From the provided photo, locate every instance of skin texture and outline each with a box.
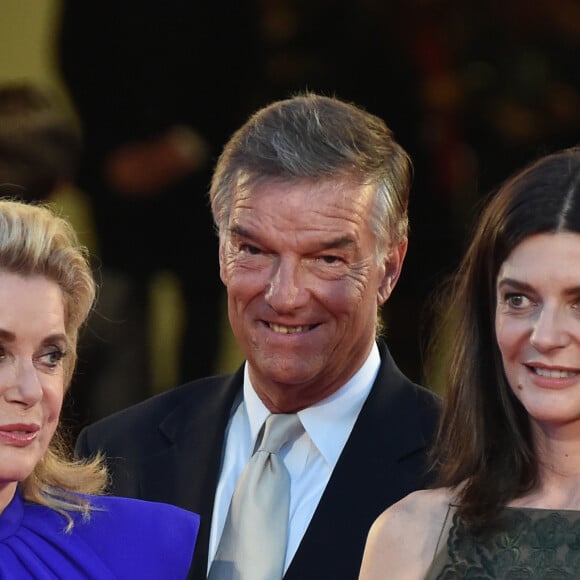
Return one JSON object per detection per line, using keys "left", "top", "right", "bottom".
{"left": 496, "top": 232, "right": 580, "bottom": 429}
{"left": 358, "top": 487, "right": 453, "bottom": 580}
{"left": 0, "top": 273, "right": 67, "bottom": 513}
{"left": 220, "top": 178, "right": 407, "bottom": 412}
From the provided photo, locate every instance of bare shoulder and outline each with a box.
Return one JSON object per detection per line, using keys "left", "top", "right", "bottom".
{"left": 369, "top": 488, "right": 453, "bottom": 549}
{"left": 359, "top": 488, "right": 454, "bottom": 580}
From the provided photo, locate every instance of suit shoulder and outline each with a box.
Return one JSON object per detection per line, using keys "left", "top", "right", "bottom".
{"left": 75, "top": 372, "right": 237, "bottom": 458}
{"left": 85, "top": 373, "right": 232, "bottom": 429}
{"left": 375, "top": 340, "right": 441, "bottom": 409}
{"left": 396, "top": 377, "right": 442, "bottom": 428}
{"left": 411, "top": 380, "right": 442, "bottom": 405}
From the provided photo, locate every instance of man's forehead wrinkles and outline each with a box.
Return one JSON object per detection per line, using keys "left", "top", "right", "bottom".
{"left": 228, "top": 219, "right": 358, "bottom": 254}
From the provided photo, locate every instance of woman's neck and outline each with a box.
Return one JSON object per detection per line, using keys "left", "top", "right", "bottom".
{"left": 513, "top": 420, "right": 580, "bottom": 510}
{"left": 0, "top": 481, "right": 18, "bottom": 515}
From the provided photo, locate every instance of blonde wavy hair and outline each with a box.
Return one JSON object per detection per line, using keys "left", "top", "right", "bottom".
{"left": 0, "top": 199, "right": 107, "bottom": 528}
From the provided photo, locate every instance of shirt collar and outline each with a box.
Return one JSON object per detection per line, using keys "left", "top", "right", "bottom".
{"left": 243, "top": 342, "right": 380, "bottom": 467}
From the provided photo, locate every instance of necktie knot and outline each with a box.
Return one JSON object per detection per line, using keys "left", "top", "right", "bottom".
{"left": 257, "top": 413, "right": 302, "bottom": 455}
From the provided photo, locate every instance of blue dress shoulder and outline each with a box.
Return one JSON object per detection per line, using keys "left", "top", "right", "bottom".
{"left": 0, "top": 489, "right": 199, "bottom": 579}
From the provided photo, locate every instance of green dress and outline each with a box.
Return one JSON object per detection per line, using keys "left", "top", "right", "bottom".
{"left": 426, "top": 506, "right": 580, "bottom": 579}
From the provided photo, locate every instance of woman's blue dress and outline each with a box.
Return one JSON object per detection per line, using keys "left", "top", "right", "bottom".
{"left": 0, "top": 489, "right": 199, "bottom": 579}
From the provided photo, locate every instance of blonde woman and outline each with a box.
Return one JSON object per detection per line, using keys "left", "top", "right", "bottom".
{"left": 0, "top": 199, "right": 199, "bottom": 578}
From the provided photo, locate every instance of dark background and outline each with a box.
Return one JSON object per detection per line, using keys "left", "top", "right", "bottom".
{"left": 4, "top": 0, "right": 579, "bottom": 409}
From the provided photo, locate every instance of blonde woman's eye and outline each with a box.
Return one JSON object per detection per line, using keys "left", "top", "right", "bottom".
{"left": 37, "top": 348, "right": 67, "bottom": 369}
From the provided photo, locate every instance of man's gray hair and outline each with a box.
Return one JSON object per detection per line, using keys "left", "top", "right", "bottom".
{"left": 210, "top": 92, "right": 412, "bottom": 254}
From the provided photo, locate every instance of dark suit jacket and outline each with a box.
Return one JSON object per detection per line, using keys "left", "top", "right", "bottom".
{"left": 75, "top": 340, "right": 440, "bottom": 579}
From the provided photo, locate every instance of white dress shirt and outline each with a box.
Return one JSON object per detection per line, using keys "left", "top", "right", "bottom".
{"left": 208, "top": 342, "right": 381, "bottom": 574}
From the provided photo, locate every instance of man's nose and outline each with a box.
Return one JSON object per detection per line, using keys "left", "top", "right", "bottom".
{"left": 265, "top": 257, "right": 309, "bottom": 312}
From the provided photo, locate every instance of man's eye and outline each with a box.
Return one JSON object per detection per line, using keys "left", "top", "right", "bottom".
{"left": 320, "top": 255, "right": 341, "bottom": 264}
{"left": 240, "top": 244, "right": 262, "bottom": 255}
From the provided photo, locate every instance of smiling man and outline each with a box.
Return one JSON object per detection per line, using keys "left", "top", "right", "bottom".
{"left": 75, "top": 93, "right": 441, "bottom": 580}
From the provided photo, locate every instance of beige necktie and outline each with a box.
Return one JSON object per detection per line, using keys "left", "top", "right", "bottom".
{"left": 208, "top": 413, "right": 302, "bottom": 580}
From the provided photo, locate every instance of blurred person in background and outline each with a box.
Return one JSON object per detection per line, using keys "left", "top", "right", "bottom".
{"left": 0, "top": 82, "right": 81, "bottom": 202}
{"left": 57, "top": 0, "right": 261, "bottom": 424}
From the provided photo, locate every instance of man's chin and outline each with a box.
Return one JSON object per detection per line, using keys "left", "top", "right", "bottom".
{"left": 252, "top": 357, "right": 319, "bottom": 387}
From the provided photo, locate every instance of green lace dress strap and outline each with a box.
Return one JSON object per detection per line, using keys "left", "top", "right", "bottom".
{"left": 423, "top": 504, "right": 455, "bottom": 580}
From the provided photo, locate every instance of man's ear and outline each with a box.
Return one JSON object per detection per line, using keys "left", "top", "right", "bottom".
{"left": 377, "top": 238, "right": 408, "bottom": 306}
